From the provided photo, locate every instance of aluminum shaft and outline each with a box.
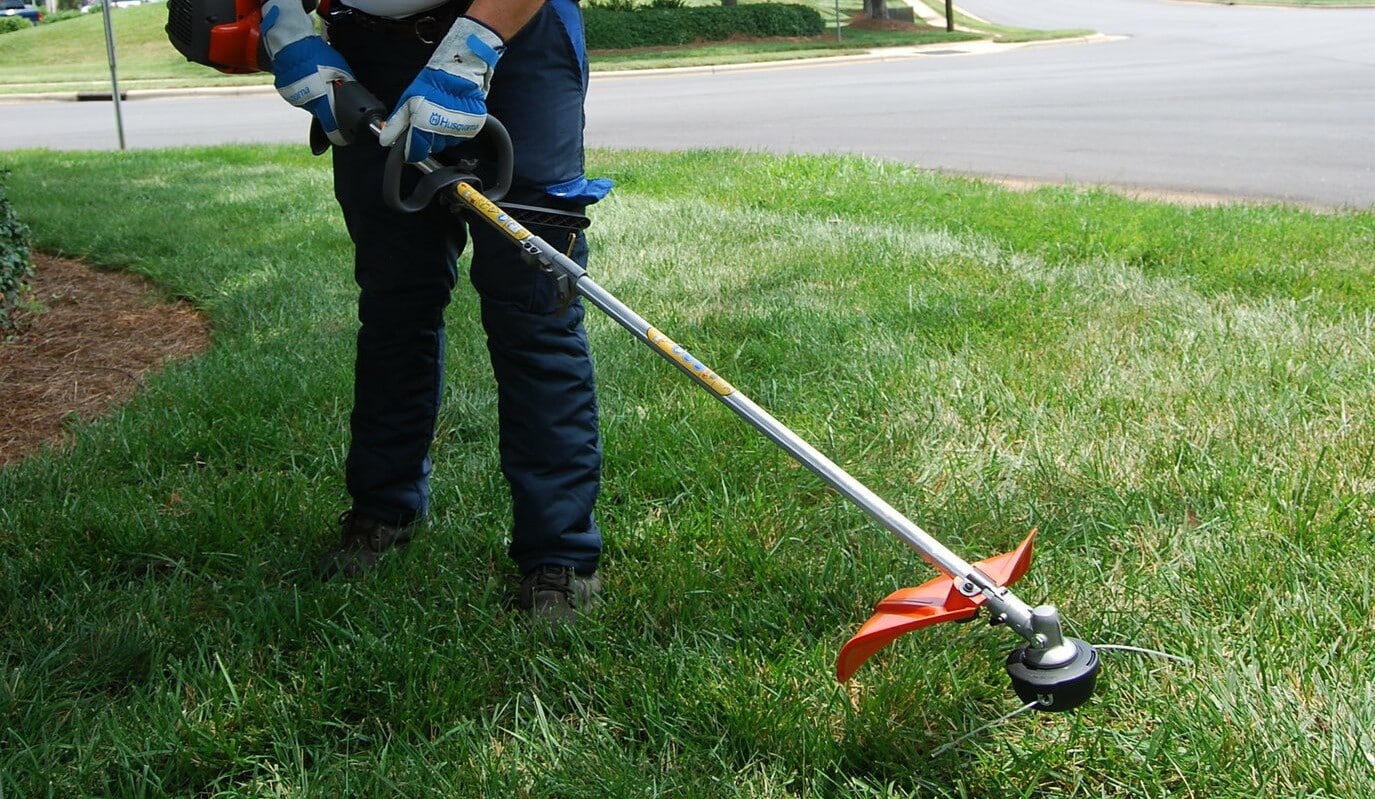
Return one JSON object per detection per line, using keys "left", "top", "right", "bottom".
{"left": 452, "top": 180, "right": 1070, "bottom": 654}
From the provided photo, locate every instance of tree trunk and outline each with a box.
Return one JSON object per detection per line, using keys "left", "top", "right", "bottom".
{"left": 869, "top": 0, "right": 889, "bottom": 21}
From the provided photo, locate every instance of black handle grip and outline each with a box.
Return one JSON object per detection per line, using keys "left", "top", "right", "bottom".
{"left": 330, "top": 81, "right": 514, "bottom": 211}
{"left": 332, "top": 80, "right": 389, "bottom": 141}
{"left": 382, "top": 115, "right": 513, "bottom": 212}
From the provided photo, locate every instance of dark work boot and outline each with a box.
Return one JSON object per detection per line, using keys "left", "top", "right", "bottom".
{"left": 518, "top": 565, "right": 601, "bottom": 624}
{"left": 313, "top": 511, "right": 415, "bottom": 580}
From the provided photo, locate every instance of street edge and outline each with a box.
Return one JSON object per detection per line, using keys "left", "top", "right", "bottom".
{"left": 0, "top": 33, "right": 1118, "bottom": 104}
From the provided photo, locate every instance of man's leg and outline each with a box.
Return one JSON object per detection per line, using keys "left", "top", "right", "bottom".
{"left": 473, "top": 0, "right": 604, "bottom": 593}
{"left": 319, "top": 21, "right": 465, "bottom": 576}
{"left": 337, "top": 144, "right": 460, "bottom": 527}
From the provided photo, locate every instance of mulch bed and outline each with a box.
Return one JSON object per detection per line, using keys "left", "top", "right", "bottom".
{"left": 0, "top": 252, "right": 211, "bottom": 466}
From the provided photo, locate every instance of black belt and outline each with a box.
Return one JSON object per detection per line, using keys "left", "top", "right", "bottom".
{"left": 325, "top": 1, "right": 471, "bottom": 44}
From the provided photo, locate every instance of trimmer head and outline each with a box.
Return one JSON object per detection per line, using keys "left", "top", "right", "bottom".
{"left": 838, "top": 529, "right": 1100, "bottom": 712}
{"left": 836, "top": 530, "right": 1037, "bottom": 682}
{"left": 1006, "top": 636, "right": 1100, "bottom": 712}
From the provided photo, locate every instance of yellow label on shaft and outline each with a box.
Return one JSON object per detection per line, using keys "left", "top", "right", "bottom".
{"left": 456, "top": 182, "right": 530, "bottom": 241}
{"left": 648, "top": 328, "right": 735, "bottom": 396}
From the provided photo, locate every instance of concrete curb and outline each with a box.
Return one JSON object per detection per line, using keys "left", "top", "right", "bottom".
{"left": 1, "top": 83, "right": 279, "bottom": 104}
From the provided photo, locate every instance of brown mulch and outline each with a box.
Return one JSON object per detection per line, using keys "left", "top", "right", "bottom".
{"left": 0, "top": 252, "right": 211, "bottom": 467}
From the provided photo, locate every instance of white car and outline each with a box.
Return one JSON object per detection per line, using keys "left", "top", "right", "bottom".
{"left": 81, "top": 0, "right": 151, "bottom": 12}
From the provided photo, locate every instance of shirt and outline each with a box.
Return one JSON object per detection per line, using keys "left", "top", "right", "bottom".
{"left": 340, "top": 0, "right": 450, "bottom": 20}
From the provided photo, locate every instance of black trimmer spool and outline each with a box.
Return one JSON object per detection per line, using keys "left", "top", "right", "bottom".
{"left": 1005, "top": 637, "right": 1101, "bottom": 712}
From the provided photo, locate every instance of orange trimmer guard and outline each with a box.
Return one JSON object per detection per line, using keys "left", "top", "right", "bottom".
{"left": 836, "top": 530, "right": 1038, "bottom": 682}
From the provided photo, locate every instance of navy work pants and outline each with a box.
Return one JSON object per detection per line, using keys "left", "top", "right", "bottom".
{"left": 326, "top": 0, "right": 603, "bottom": 575}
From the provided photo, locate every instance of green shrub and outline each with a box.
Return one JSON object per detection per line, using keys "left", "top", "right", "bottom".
{"left": 41, "top": 10, "right": 85, "bottom": 23}
{"left": 0, "top": 170, "right": 34, "bottom": 333}
{"left": 0, "top": 17, "right": 31, "bottom": 34}
{"left": 584, "top": 3, "right": 825, "bottom": 50}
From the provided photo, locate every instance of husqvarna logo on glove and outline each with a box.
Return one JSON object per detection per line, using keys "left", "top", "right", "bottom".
{"left": 428, "top": 112, "right": 480, "bottom": 135}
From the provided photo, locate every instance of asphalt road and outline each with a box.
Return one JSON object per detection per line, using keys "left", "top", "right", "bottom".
{"left": 4, "top": 0, "right": 1373, "bottom": 208}
{"left": 584, "top": 0, "right": 1375, "bottom": 207}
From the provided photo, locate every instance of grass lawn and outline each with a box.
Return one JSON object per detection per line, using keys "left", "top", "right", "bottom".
{"left": 0, "top": 4, "right": 272, "bottom": 94}
{"left": 2, "top": 146, "right": 1374, "bottom": 796}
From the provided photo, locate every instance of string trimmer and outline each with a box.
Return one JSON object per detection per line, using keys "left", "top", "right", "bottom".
{"left": 348, "top": 85, "right": 1100, "bottom": 712}
{"left": 165, "top": 2, "right": 1103, "bottom": 711}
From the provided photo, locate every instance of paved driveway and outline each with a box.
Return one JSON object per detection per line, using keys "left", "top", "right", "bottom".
{"left": 4, "top": 0, "right": 1373, "bottom": 207}
{"left": 583, "top": 0, "right": 1375, "bottom": 207}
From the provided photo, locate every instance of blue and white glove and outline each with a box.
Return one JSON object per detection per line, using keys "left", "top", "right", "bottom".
{"left": 378, "top": 17, "right": 504, "bottom": 163}
{"left": 261, "top": 0, "right": 356, "bottom": 146}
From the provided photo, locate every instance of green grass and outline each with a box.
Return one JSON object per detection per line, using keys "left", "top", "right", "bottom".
{"left": 2, "top": 146, "right": 1374, "bottom": 796}
{"left": 906, "top": 0, "right": 1093, "bottom": 43}
{"left": 0, "top": 4, "right": 271, "bottom": 93}
{"left": 587, "top": 27, "right": 977, "bottom": 71}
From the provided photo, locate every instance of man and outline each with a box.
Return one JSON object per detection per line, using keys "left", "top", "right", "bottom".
{"left": 260, "top": 0, "right": 610, "bottom": 621}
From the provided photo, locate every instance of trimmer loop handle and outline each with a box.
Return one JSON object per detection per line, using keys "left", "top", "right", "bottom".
{"left": 329, "top": 80, "right": 514, "bottom": 211}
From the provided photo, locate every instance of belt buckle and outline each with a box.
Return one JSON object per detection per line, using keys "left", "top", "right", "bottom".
{"left": 323, "top": 5, "right": 353, "bottom": 26}
{"left": 413, "top": 15, "right": 440, "bottom": 44}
